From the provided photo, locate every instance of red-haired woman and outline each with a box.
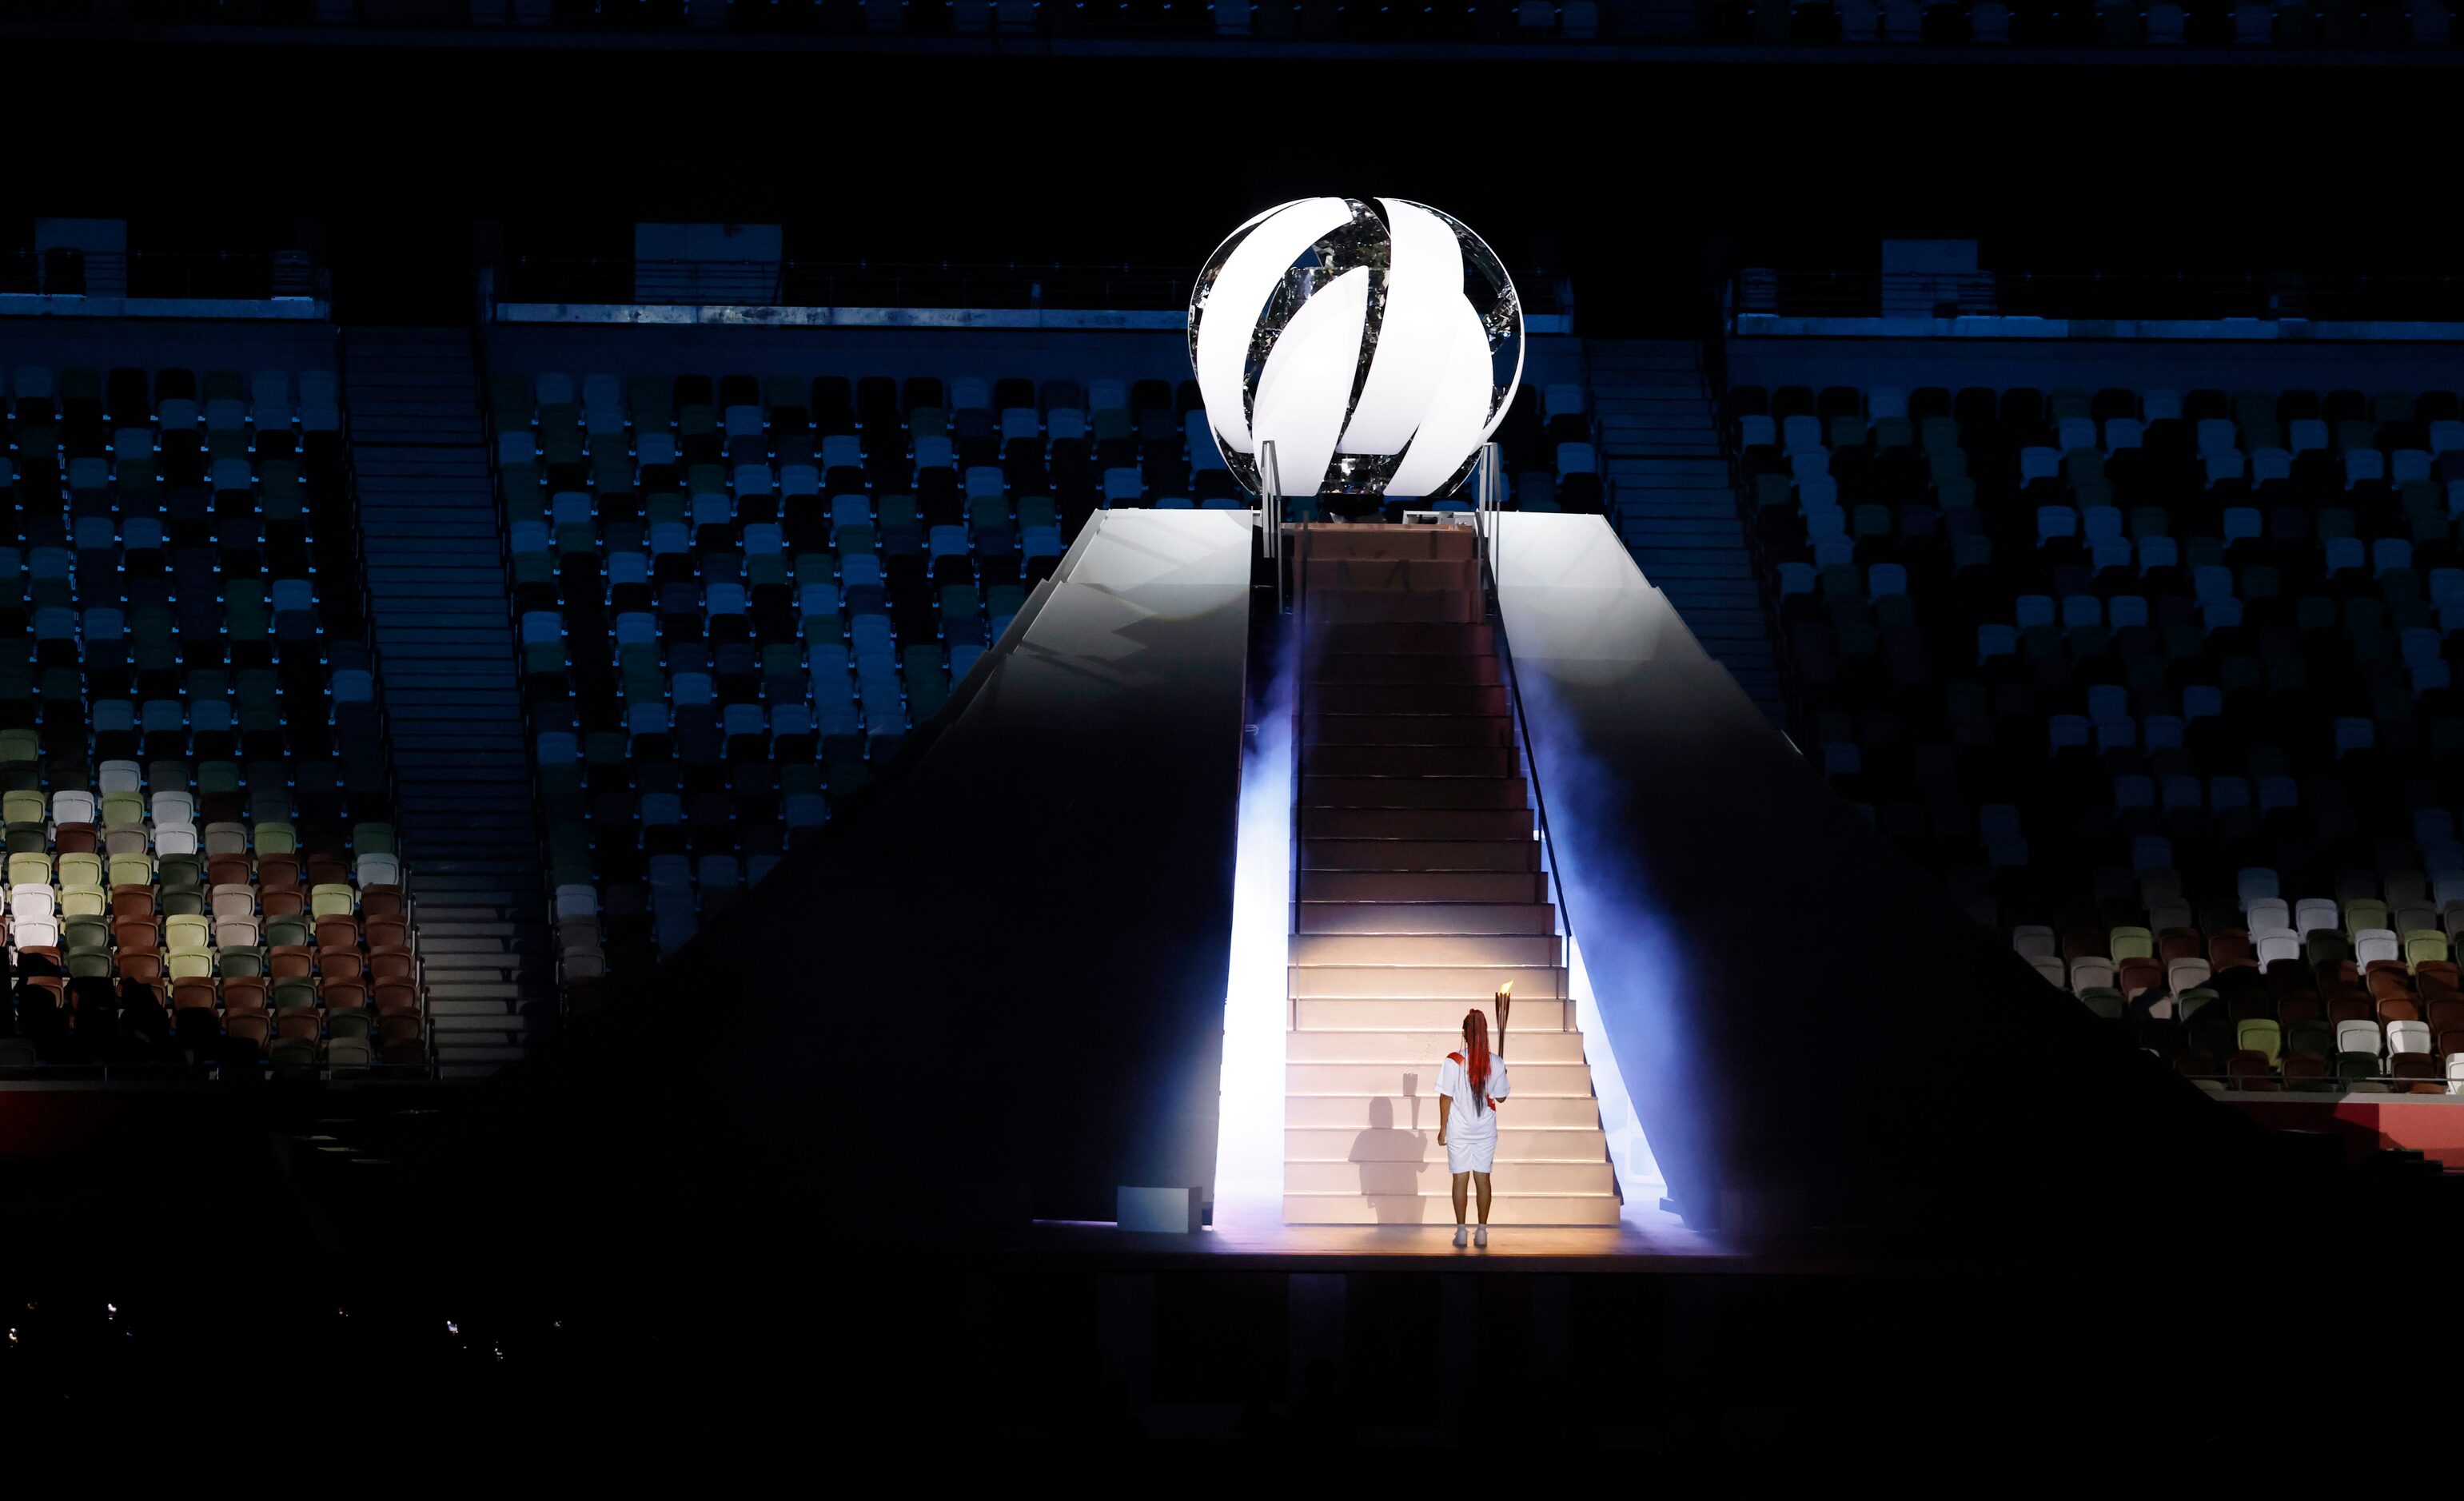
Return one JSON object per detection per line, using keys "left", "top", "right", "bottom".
{"left": 1437, "top": 1008, "right": 1510, "bottom": 1248}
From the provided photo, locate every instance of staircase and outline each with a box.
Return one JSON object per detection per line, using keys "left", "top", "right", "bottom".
{"left": 1281, "top": 524, "right": 1620, "bottom": 1226}
{"left": 1588, "top": 339, "right": 1786, "bottom": 724}
{"left": 342, "top": 328, "right": 556, "bottom": 1077}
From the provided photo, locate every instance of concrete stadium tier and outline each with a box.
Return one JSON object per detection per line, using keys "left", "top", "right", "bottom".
{"left": 1489, "top": 509, "right": 2353, "bottom": 1247}
{"left": 535, "top": 508, "right": 1257, "bottom": 1230}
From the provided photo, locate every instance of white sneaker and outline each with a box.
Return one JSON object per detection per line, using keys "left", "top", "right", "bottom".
{"left": 1474, "top": 1226, "right": 1488, "bottom": 1248}
{"left": 1452, "top": 1225, "right": 1468, "bottom": 1248}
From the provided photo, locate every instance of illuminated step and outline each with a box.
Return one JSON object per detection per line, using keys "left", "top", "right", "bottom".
{"left": 1288, "top": 932, "right": 1563, "bottom": 966}
{"left": 1298, "top": 901, "right": 1557, "bottom": 935}
{"left": 1291, "top": 524, "right": 1476, "bottom": 560}
{"left": 1284, "top": 1159, "right": 1618, "bottom": 1195}
{"left": 1299, "top": 870, "right": 1545, "bottom": 904}
{"left": 1310, "top": 683, "right": 1509, "bottom": 717}
{"left": 1286, "top": 1060, "right": 1594, "bottom": 1096}
{"left": 1285, "top": 1027, "right": 1588, "bottom": 1063}
{"left": 1313, "top": 653, "right": 1501, "bottom": 686}
{"left": 1305, "top": 590, "right": 1480, "bottom": 624}
{"left": 1310, "top": 621, "right": 1494, "bottom": 655}
{"left": 1292, "top": 994, "right": 1573, "bottom": 1031}
{"left": 1302, "top": 775, "right": 1529, "bottom": 810}
{"left": 1303, "top": 712, "right": 1515, "bottom": 747}
{"left": 1287, "top": 963, "right": 1565, "bottom": 999}
{"left": 1301, "top": 806, "right": 1532, "bottom": 841}
{"left": 1305, "top": 744, "right": 1517, "bottom": 778}
{"left": 1300, "top": 557, "right": 1477, "bottom": 593}
{"left": 1285, "top": 1126, "right": 1610, "bottom": 1163}
{"left": 1286, "top": 1093, "right": 1601, "bottom": 1129}
{"left": 1282, "top": 1192, "right": 1623, "bottom": 1226}
{"left": 1302, "top": 838, "right": 1537, "bottom": 873}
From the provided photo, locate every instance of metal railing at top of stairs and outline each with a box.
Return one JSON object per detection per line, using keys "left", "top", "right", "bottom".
{"left": 1260, "top": 439, "right": 1284, "bottom": 617}
{"left": 1470, "top": 442, "right": 1573, "bottom": 1024}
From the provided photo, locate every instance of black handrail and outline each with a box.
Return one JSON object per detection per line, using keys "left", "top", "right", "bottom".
{"left": 1282, "top": 448, "right": 1310, "bottom": 1033}
{"left": 1471, "top": 450, "right": 1573, "bottom": 1021}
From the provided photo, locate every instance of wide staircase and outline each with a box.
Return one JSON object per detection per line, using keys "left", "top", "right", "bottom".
{"left": 1589, "top": 338, "right": 1787, "bottom": 725}
{"left": 1282, "top": 524, "right": 1621, "bottom": 1226}
{"left": 342, "top": 328, "right": 556, "bottom": 1077}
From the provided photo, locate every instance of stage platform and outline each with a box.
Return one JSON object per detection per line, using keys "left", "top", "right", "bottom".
{"left": 1010, "top": 1192, "right": 1730, "bottom": 1269}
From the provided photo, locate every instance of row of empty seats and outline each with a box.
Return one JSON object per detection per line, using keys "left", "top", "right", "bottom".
{"left": 0, "top": 362, "right": 425, "bottom": 1076}
{"left": 1736, "top": 378, "right": 2464, "bottom": 1093}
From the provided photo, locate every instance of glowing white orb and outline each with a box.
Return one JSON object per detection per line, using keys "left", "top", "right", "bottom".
{"left": 1188, "top": 197, "right": 1522, "bottom": 504}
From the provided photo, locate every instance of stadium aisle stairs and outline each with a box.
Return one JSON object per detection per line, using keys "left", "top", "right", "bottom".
{"left": 1282, "top": 524, "right": 1619, "bottom": 1225}
{"left": 1589, "top": 338, "right": 1786, "bottom": 724}
{"left": 342, "top": 328, "right": 556, "bottom": 1075}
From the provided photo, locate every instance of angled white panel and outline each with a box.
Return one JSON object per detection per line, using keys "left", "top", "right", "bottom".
{"left": 1251, "top": 266, "right": 1370, "bottom": 498}
{"left": 1382, "top": 291, "right": 1493, "bottom": 499}
{"left": 1193, "top": 197, "right": 1355, "bottom": 454}
{"left": 1337, "top": 198, "right": 1461, "bottom": 456}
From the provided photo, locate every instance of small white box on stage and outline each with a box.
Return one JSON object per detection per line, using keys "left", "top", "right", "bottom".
{"left": 1116, "top": 1186, "right": 1203, "bottom": 1234}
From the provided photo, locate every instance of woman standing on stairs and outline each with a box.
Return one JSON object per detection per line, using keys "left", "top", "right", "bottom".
{"left": 1437, "top": 1009, "right": 1510, "bottom": 1248}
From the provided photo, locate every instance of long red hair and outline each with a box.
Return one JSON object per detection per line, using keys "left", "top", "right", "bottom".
{"left": 1462, "top": 1009, "right": 1491, "bottom": 1115}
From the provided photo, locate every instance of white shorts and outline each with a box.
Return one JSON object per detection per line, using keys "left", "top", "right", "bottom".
{"left": 1446, "top": 1130, "right": 1497, "bottom": 1175}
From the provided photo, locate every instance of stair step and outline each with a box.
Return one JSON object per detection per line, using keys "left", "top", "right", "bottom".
{"left": 1300, "top": 807, "right": 1532, "bottom": 842}
{"left": 1310, "top": 683, "right": 1508, "bottom": 718}
{"left": 1300, "top": 558, "right": 1478, "bottom": 593}
{"left": 1304, "top": 714, "right": 1515, "bottom": 748}
{"left": 1303, "top": 589, "right": 1481, "bottom": 624}
{"left": 1302, "top": 775, "right": 1529, "bottom": 810}
{"left": 1286, "top": 1028, "right": 1589, "bottom": 1065}
{"left": 424, "top": 982, "right": 529, "bottom": 1001}
{"left": 1290, "top": 1057, "right": 1589, "bottom": 1094}
{"left": 1290, "top": 524, "right": 1477, "bottom": 561}
{"left": 1285, "top": 1159, "right": 1617, "bottom": 1195}
{"left": 1286, "top": 1125, "right": 1609, "bottom": 1162}
{"left": 1289, "top": 933, "right": 1564, "bottom": 967}
{"left": 1282, "top": 1192, "right": 1620, "bottom": 1226}
{"left": 1302, "top": 838, "right": 1539, "bottom": 874}
{"left": 436, "top": 1049, "right": 534, "bottom": 1068}
{"left": 413, "top": 917, "right": 544, "bottom": 931}
{"left": 1286, "top": 1088, "right": 1593, "bottom": 1128}
{"left": 1313, "top": 652, "right": 1501, "bottom": 687}
{"left": 1296, "top": 901, "right": 1557, "bottom": 935}
{"left": 1298, "top": 870, "right": 1545, "bottom": 903}
{"left": 1310, "top": 622, "right": 1496, "bottom": 655}
{"left": 430, "top": 1014, "right": 529, "bottom": 1034}
{"left": 429, "top": 999, "right": 515, "bottom": 1019}
{"left": 1305, "top": 744, "right": 1518, "bottom": 778}
{"left": 1289, "top": 964, "right": 1565, "bottom": 1000}
{"left": 417, "top": 935, "right": 526, "bottom": 954}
